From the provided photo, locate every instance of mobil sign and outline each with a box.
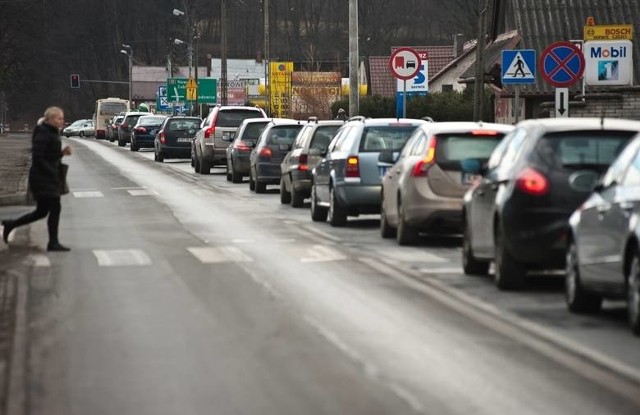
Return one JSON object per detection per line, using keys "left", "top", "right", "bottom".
{"left": 584, "top": 40, "right": 633, "bottom": 86}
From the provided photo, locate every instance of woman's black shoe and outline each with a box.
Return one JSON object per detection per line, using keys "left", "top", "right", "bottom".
{"left": 47, "top": 243, "right": 70, "bottom": 252}
{"left": 2, "top": 221, "right": 13, "bottom": 244}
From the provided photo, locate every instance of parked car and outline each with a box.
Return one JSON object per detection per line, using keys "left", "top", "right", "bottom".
{"left": 462, "top": 118, "right": 640, "bottom": 290}
{"left": 566, "top": 133, "right": 640, "bottom": 335}
{"left": 280, "top": 118, "right": 344, "bottom": 207}
{"left": 62, "top": 119, "right": 93, "bottom": 137}
{"left": 107, "top": 115, "right": 124, "bottom": 142}
{"left": 154, "top": 116, "right": 202, "bottom": 162}
{"left": 193, "top": 105, "right": 267, "bottom": 174}
{"left": 380, "top": 122, "right": 514, "bottom": 245}
{"left": 249, "top": 120, "right": 304, "bottom": 193}
{"left": 130, "top": 115, "right": 167, "bottom": 152}
{"left": 117, "top": 112, "right": 148, "bottom": 147}
{"left": 310, "top": 117, "right": 427, "bottom": 226}
{"left": 226, "top": 118, "right": 271, "bottom": 183}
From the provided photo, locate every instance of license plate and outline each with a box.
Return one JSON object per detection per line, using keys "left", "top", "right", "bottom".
{"left": 379, "top": 166, "right": 390, "bottom": 177}
{"left": 177, "top": 137, "right": 192, "bottom": 142}
{"left": 462, "top": 173, "right": 481, "bottom": 185}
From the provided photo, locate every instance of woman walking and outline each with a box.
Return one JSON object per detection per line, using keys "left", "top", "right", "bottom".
{"left": 2, "top": 106, "right": 73, "bottom": 251}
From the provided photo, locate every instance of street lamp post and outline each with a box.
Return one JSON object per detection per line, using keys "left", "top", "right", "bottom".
{"left": 173, "top": 8, "right": 198, "bottom": 115}
{"left": 120, "top": 44, "right": 133, "bottom": 106}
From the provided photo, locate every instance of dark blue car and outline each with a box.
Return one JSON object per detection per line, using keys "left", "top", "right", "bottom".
{"left": 130, "top": 115, "right": 167, "bottom": 152}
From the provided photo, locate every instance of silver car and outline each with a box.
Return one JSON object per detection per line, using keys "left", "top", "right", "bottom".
{"left": 63, "top": 119, "right": 93, "bottom": 137}
{"left": 380, "top": 122, "right": 514, "bottom": 245}
{"left": 280, "top": 118, "right": 344, "bottom": 207}
{"left": 310, "top": 117, "right": 426, "bottom": 226}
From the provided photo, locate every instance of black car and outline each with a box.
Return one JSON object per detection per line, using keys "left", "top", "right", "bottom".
{"left": 130, "top": 115, "right": 167, "bottom": 152}
{"left": 226, "top": 118, "right": 271, "bottom": 183}
{"left": 567, "top": 133, "right": 640, "bottom": 335}
{"left": 117, "top": 112, "right": 148, "bottom": 147}
{"left": 154, "top": 116, "right": 201, "bottom": 162}
{"left": 462, "top": 118, "right": 640, "bottom": 290}
{"left": 249, "top": 121, "right": 303, "bottom": 193}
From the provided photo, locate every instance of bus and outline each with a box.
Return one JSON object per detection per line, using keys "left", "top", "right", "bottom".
{"left": 94, "top": 98, "right": 130, "bottom": 140}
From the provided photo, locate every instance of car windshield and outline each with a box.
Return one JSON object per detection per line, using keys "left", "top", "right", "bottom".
{"left": 538, "top": 130, "right": 636, "bottom": 170}
{"left": 168, "top": 119, "right": 200, "bottom": 131}
{"left": 138, "top": 117, "right": 166, "bottom": 126}
{"left": 436, "top": 132, "right": 506, "bottom": 170}
{"left": 125, "top": 115, "right": 142, "bottom": 125}
{"left": 217, "top": 110, "right": 263, "bottom": 128}
{"left": 114, "top": 117, "right": 124, "bottom": 125}
{"left": 265, "top": 125, "right": 304, "bottom": 145}
{"left": 241, "top": 122, "right": 270, "bottom": 140}
{"left": 359, "top": 126, "right": 419, "bottom": 152}
{"left": 310, "top": 126, "right": 341, "bottom": 150}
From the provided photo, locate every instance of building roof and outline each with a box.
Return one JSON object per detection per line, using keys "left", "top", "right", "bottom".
{"left": 369, "top": 45, "right": 456, "bottom": 97}
{"left": 459, "top": 31, "right": 521, "bottom": 82}
{"left": 499, "top": 0, "right": 640, "bottom": 94}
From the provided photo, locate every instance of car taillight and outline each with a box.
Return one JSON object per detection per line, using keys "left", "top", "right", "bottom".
{"left": 234, "top": 141, "right": 251, "bottom": 151}
{"left": 259, "top": 147, "right": 272, "bottom": 159}
{"left": 134, "top": 127, "right": 147, "bottom": 133}
{"left": 412, "top": 137, "right": 437, "bottom": 177}
{"left": 516, "top": 167, "right": 549, "bottom": 196}
{"left": 298, "top": 154, "right": 309, "bottom": 171}
{"left": 159, "top": 132, "right": 166, "bottom": 144}
{"left": 121, "top": 124, "right": 128, "bottom": 129}
{"left": 345, "top": 156, "right": 360, "bottom": 178}
{"left": 204, "top": 126, "right": 215, "bottom": 138}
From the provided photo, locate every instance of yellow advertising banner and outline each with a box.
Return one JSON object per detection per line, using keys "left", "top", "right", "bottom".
{"left": 584, "top": 24, "right": 633, "bottom": 41}
{"left": 269, "top": 62, "right": 293, "bottom": 117}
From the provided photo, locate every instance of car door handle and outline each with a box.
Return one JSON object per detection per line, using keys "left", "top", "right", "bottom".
{"left": 619, "top": 201, "right": 633, "bottom": 211}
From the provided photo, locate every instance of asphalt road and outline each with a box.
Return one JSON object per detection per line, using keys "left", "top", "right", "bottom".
{"left": 21, "top": 137, "right": 640, "bottom": 415}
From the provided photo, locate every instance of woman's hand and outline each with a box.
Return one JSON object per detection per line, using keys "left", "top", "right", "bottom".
{"left": 62, "top": 146, "right": 73, "bottom": 156}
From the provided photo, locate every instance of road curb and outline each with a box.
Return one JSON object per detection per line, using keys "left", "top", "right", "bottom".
{"left": 359, "top": 256, "right": 640, "bottom": 404}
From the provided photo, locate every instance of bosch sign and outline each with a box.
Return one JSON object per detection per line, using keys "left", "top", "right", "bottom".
{"left": 584, "top": 40, "right": 633, "bottom": 86}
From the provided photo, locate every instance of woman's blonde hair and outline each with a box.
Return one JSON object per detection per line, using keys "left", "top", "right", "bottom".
{"left": 43, "top": 106, "right": 63, "bottom": 121}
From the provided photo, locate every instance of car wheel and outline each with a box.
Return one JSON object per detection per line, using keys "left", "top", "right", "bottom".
{"left": 627, "top": 250, "right": 640, "bottom": 335}
{"left": 565, "top": 240, "right": 602, "bottom": 313}
{"left": 328, "top": 186, "right": 347, "bottom": 227}
{"left": 396, "top": 198, "right": 419, "bottom": 246}
{"left": 194, "top": 155, "right": 201, "bottom": 173}
{"left": 249, "top": 170, "right": 256, "bottom": 191}
{"left": 226, "top": 163, "right": 232, "bottom": 181}
{"left": 79, "top": 131, "right": 85, "bottom": 137}
{"left": 280, "top": 179, "right": 291, "bottom": 204}
{"left": 255, "top": 179, "right": 267, "bottom": 194}
{"left": 494, "top": 224, "right": 526, "bottom": 290}
{"left": 199, "top": 157, "right": 211, "bottom": 174}
{"left": 157, "top": 152, "right": 164, "bottom": 162}
{"left": 118, "top": 138, "right": 125, "bottom": 147}
{"left": 310, "top": 184, "right": 328, "bottom": 222}
{"left": 290, "top": 181, "right": 304, "bottom": 208}
{"left": 462, "top": 220, "right": 489, "bottom": 276}
{"left": 380, "top": 194, "right": 395, "bottom": 239}
{"left": 231, "top": 163, "right": 243, "bottom": 184}
{"left": 130, "top": 140, "right": 138, "bottom": 151}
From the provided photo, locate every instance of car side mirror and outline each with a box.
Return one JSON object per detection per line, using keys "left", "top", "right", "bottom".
{"left": 378, "top": 151, "right": 398, "bottom": 164}
{"left": 461, "top": 158, "right": 484, "bottom": 175}
{"left": 246, "top": 140, "right": 256, "bottom": 148}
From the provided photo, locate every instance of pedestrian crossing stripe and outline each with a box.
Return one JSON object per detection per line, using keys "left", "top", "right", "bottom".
{"left": 73, "top": 191, "right": 104, "bottom": 198}
{"left": 93, "top": 249, "right": 152, "bottom": 266}
{"left": 501, "top": 49, "right": 536, "bottom": 85}
{"left": 187, "top": 247, "right": 253, "bottom": 263}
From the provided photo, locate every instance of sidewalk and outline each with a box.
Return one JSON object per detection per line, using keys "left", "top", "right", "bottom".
{"left": 0, "top": 133, "right": 33, "bottom": 415}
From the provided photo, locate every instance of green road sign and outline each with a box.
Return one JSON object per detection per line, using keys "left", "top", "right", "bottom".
{"left": 166, "top": 78, "right": 217, "bottom": 104}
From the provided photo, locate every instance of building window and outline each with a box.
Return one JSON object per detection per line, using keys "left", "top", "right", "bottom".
{"left": 442, "top": 84, "right": 454, "bottom": 92}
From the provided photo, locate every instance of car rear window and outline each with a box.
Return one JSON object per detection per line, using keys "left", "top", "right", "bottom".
{"left": 114, "top": 117, "right": 124, "bottom": 124}
{"left": 435, "top": 132, "right": 506, "bottom": 169}
{"left": 168, "top": 119, "right": 200, "bottom": 131}
{"left": 310, "top": 126, "right": 340, "bottom": 150}
{"left": 216, "top": 110, "right": 263, "bottom": 128}
{"left": 125, "top": 115, "right": 142, "bottom": 125}
{"left": 265, "top": 126, "right": 303, "bottom": 145}
{"left": 359, "top": 126, "right": 419, "bottom": 152}
{"left": 538, "top": 130, "right": 635, "bottom": 170}
{"left": 242, "top": 121, "right": 270, "bottom": 140}
{"left": 138, "top": 117, "right": 166, "bottom": 126}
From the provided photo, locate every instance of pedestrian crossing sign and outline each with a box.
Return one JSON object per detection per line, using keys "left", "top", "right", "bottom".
{"left": 502, "top": 49, "right": 536, "bottom": 85}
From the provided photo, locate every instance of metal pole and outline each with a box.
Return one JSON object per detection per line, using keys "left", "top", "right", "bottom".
{"left": 514, "top": 84, "right": 520, "bottom": 123}
{"left": 128, "top": 53, "right": 133, "bottom": 106}
{"left": 349, "top": 0, "right": 359, "bottom": 116}
{"left": 221, "top": 0, "right": 228, "bottom": 105}
{"left": 402, "top": 80, "right": 407, "bottom": 118}
{"left": 473, "top": 0, "right": 489, "bottom": 121}
{"left": 264, "top": 0, "right": 270, "bottom": 115}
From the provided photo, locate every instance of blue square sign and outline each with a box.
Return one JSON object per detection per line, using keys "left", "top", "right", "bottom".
{"left": 502, "top": 50, "right": 536, "bottom": 85}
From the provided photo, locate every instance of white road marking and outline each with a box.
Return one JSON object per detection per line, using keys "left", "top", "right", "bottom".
{"left": 231, "top": 239, "right": 255, "bottom": 244}
{"left": 73, "top": 191, "right": 104, "bottom": 198}
{"left": 30, "top": 254, "right": 51, "bottom": 267}
{"left": 127, "top": 189, "right": 158, "bottom": 196}
{"left": 187, "top": 246, "right": 253, "bottom": 263}
{"left": 93, "top": 249, "right": 152, "bottom": 267}
{"left": 111, "top": 186, "right": 145, "bottom": 190}
{"left": 377, "top": 248, "right": 448, "bottom": 263}
{"left": 301, "top": 225, "right": 342, "bottom": 242}
{"left": 418, "top": 267, "right": 463, "bottom": 274}
{"left": 300, "top": 245, "right": 347, "bottom": 263}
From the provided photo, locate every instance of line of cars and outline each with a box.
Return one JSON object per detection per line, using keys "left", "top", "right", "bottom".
{"left": 188, "top": 110, "right": 640, "bottom": 336}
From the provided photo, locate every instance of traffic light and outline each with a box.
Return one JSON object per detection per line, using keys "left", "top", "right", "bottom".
{"left": 70, "top": 74, "right": 80, "bottom": 88}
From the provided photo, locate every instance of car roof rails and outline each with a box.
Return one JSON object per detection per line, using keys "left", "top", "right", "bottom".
{"left": 422, "top": 116, "right": 435, "bottom": 123}
{"left": 307, "top": 116, "right": 319, "bottom": 123}
{"left": 348, "top": 116, "right": 366, "bottom": 122}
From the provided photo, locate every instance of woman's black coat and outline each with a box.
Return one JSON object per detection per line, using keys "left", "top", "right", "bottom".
{"left": 29, "top": 123, "right": 62, "bottom": 200}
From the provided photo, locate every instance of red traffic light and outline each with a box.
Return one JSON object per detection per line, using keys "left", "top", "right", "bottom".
{"left": 70, "top": 74, "right": 80, "bottom": 88}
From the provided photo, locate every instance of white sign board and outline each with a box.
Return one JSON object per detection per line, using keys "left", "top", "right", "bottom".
{"left": 397, "top": 61, "right": 429, "bottom": 93}
{"left": 584, "top": 40, "right": 633, "bottom": 86}
{"left": 555, "top": 88, "right": 569, "bottom": 118}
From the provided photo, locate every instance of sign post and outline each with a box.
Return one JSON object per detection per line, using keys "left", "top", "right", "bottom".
{"left": 539, "top": 42, "right": 585, "bottom": 118}
{"left": 501, "top": 49, "right": 536, "bottom": 123}
{"left": 388, "top": 48, "right": 421, "bottom": 118}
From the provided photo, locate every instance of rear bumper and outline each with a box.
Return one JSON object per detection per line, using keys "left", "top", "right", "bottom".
{"left": 405, "top": 198, "right": 463, "bottom": 233}
{"left": 158, "top": 145, "right": 191, "bottom": 158}
{"left": 255, "top": 162, "right": 281, "bottom": 184}
{"left": 291, "top": 170, "right": 312, "bottom": 194}
{"left": 201, "top": 146, "right": 228, "bottom": 165}
{"left": 133, "top": 136, "right": 156, "bottom": 147}
{"left": 335, "top": 183, "right": 381, "bottom": 214}
{"left": 231, "top": 154, "right": 251, "bottom": 173}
